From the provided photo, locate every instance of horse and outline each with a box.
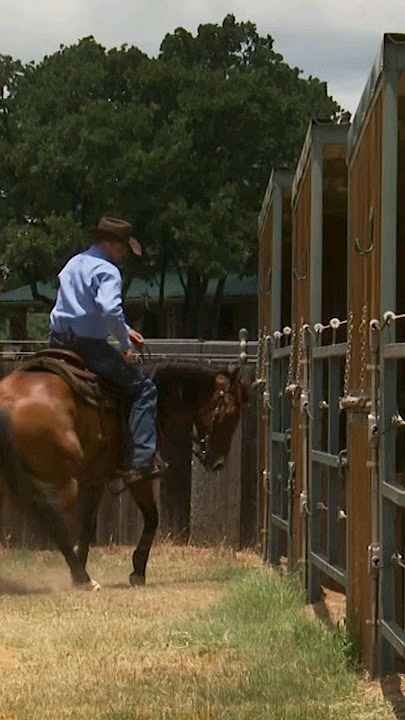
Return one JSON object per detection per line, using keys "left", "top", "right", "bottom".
{"left": 0, "top": 351, "right": 248, "bottom": 590}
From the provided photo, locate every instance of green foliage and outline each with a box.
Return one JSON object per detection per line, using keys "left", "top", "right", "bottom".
{"left": 0, "top": 15, "right": 344, "bottom": 334}
{"left": 0, "top": 212, "right": 84, "bottom": 290}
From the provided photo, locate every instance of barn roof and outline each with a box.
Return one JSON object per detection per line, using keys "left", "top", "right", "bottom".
{"left": 0, "top": 272, "right": 258, "bottom": 306}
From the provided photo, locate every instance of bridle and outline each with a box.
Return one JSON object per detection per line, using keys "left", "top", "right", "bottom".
{"left": 193, "top": 388, "right": 227, "bottom": 462}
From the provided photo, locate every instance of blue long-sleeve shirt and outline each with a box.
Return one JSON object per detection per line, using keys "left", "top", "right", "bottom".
{"left": 50, "top": 244, "right": 132, "bottom": 350}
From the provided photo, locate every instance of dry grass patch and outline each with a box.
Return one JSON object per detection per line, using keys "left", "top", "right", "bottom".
{"left": 0, "top": 544, "right": 401, "bottom": 719}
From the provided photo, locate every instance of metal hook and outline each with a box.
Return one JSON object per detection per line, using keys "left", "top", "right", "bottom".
{"left": 293, "top": 249, "right": 307, "bottom": 281}
{"left": 355, "top": 205, "right": 375, "bottom": 255}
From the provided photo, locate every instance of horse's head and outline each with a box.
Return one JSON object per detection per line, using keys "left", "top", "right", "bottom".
{"left": 193, "top": 366, "right": 248, "bottom": 472}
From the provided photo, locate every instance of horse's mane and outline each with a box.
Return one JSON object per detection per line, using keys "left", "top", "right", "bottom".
{"left": 140, "top": 359, "right": 233, "bottom": 404}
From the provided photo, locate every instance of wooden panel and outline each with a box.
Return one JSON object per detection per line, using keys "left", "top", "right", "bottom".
{"left": 259, "top": 205, "right": 273, "bottom": 335}
{"left": 322, "top": 216, "right": 347, "bottom": 323}
{"left": 292, "top": 161, "right": 312, "bottom": 334}
{"left": 348, "top": 91, "right": 383, "bottom": 393}
{"left": 291, "top": 161, "right": 312, "bottom": 566}
{"left": 281, "top": 192, "right": 293, "bottom": 328}
{"left": 396, "top": 70, "right": 405, "bottom": 335}
{"left": 347, "top": 417, "right": 372, "bottom": 668}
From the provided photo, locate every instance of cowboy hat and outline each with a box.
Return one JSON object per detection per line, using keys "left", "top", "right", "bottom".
{"left": 86, "top": 216, "right": 142, "bottom": 256}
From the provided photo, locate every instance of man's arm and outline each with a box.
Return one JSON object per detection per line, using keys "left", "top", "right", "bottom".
{"left": 93, "top": 269, "right": 132, "bottom": 350}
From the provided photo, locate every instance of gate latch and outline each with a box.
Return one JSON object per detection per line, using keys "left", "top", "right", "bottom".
{"left": 300, "top": 490, "right": 311, "bottom": 516}
{"left": 368, "top": 542, "right": 381, "bottom": 573}
{"left": 287, "top": 461, "right": 295, "bottom": 493}
{"left": 337, "top": 449, "right": 348, "bottom": 477}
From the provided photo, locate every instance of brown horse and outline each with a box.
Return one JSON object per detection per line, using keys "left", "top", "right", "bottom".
{"left": 0, "top": 354, "right": 247, "bottom": 589}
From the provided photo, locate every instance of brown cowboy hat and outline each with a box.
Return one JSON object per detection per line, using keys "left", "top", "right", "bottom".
{"left": 86, "top": 216, "right": 142, "bottom": 256}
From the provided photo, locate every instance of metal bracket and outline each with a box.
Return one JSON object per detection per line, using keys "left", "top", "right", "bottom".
{"left": 368, "top": 413, "right": 379, "bottom": 445}
{"left": 337, "top": 449, "right": 348, "bottom": 477}
{"left": 300, "top": 490, "right": 311, "bottom": 516}
{"left": 300, "top": 390, "right": 313, "bottom": 420}
{"left": 368, "top": 542, "right": 381, "bottom": 574}
{"left": 262, "top": 391, "right": 272, "bottom": 411}
{"left": 287, "top": 461, "right": 295, "bottom": 492}
{"left": 284, "top": 429, "right": 292, "bottom": 455}
{"left": 262, "top": 470, "right": 271, "bottom": 494}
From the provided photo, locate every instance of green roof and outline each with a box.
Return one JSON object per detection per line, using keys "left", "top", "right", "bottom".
{"left": 0, "top": 272, "right": 258, "bottom": 304}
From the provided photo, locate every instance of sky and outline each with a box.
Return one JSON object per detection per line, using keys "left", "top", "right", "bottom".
{"left": 0, "top": 1, "right": 404, "bottom": 114}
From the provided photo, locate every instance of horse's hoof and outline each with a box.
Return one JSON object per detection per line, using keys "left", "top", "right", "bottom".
{"left": 83, "top": 578, "right": 102, "bottom": 592}
{"left": 129, "top": 572, "right": 145, "bottom": 587}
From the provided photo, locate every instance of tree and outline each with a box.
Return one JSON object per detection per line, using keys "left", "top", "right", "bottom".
{"left": 0, "top": 212, "right": 84, "bottom": 308}
{"left": 151, "top": 15, "right": 341, "bottom": 333}
{"left": 0, "top": 17, "right": 343, "bottom": 337}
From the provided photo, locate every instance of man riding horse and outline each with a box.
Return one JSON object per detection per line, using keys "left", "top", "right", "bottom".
{"left": 49, "top": 216, "right": 164, "bottom": 485}
{"left": 0, "top": 216, "right": 247, "bottom": 589}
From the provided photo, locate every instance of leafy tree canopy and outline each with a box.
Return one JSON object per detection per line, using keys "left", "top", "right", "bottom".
{"left": 0, "top": 15, "right": 343, "bottom": 336}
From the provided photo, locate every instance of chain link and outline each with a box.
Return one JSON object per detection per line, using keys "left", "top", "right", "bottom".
{"left": 359, "top": 304, "right": 368, "bottom": 397}
{"left": 262, "top": 326, "right": 268, "bottom": 376}
{"left": 295, "top": 317, "right": 304, "bottom": 387}
{"left": 286, "top": 323, "right": 296, "bottom": 387}
{"left": 343, "top": 310, "right": 354, "bottom": 400}
{"left": 256, "top": 327, "right": 264, "bottom": 381}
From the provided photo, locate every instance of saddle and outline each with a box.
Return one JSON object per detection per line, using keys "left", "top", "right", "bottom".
{"left": 20, "top": 348, "right": 121, "bottom": 413}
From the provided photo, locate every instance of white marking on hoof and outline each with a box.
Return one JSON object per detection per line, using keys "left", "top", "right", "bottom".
{"left": 83, "top": 578, "right": 102, "bottom": 592}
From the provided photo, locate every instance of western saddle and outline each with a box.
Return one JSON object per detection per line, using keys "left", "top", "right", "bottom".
{"left": 21, "top": 348, "right": 121, "bottom": 411}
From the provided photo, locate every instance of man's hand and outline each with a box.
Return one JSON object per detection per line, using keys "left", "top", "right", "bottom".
{"left": 128, "top": 328, "right": 144, "bottom": 346}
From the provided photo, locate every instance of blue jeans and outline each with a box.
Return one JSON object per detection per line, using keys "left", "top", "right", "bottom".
{"left": 50, "top": 333, "right": 157, "bottom": 469}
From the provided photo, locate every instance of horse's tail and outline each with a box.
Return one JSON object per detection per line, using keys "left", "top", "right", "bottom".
{"left": 0, "top": 408, "right": 89, "bottom": 584}
{"left": 0, "top": 407, "right": 49, "bottom": 519}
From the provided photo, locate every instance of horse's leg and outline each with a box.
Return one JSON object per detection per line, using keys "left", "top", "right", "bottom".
{"left": 76, "top": 483, "right": 104, "bottom": 569}
{"left": 18, "top": 468, "right": 92, "bottom": 587}
{"left": 126, "top": 478, "right": 158, "bottom": 586}
{"left": 0, "top": 477, "right": 3, "bottom": 543}
{"left": 0, "top": 409, "right": 94, "bottom": 588}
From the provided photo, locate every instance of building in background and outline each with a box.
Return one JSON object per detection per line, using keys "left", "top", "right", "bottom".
{"left": 0, "top": 270, "right": 258, "bottom": 341}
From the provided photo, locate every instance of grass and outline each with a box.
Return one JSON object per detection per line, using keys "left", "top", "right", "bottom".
{"left": 0, "top": 544, "right": 400, "bottom": 719}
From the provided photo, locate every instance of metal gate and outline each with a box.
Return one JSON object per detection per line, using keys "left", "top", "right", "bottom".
{"left": 376, "top": 313, "right": 405, "bottom": 674}
{"left": 266, "top": 327, "right": 294, "bottom": 570}
{"left": 265, "top": 318, "right": 349, "bottom": 583}
{"left": 308, "top": 320, "right": 348, "bottom": 602}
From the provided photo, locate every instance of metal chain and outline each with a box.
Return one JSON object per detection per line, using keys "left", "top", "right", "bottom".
{"left": 295, "top": 317, "right": 304, "bottom": 387}
{"left": 256, "top": 328, "right": 263, "bottom": 381}
{"left": 343, "top": 310, "right": 354, "bottom": 400}
{"left": 261, "top": 326, "right": 267, "bottom": 378}
{"left": 286, "top": 323, "right": 296, "bottom": 387}
{"left": 359, "top": 304, "right": 368, "bottom": 397}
